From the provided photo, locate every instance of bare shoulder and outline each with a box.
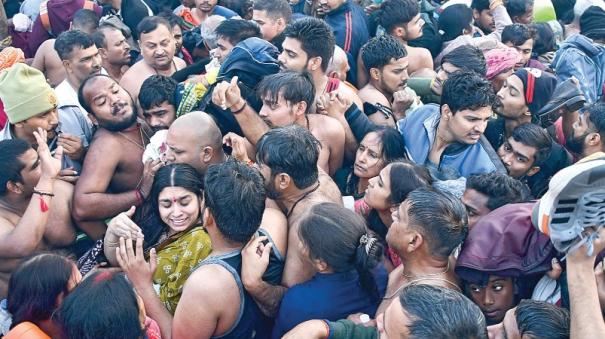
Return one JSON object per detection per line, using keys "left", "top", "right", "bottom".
{"left": 407, "top": 46, "right": 433, "bottom": 69}
{"left": 309, "top": 114, "right": 343, "bottom": 136}
{"left": 184, "top": 263, "right": 239, "bottom": 298}
{"left": 358, "top": 85, "right": 390, "bottom": 107}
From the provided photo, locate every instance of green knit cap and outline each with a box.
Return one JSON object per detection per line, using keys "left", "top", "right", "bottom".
{"left": 0, "top": 63, "right": 57, "bottom": 124}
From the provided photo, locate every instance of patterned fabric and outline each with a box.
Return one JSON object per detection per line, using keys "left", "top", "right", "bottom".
{"left": 0, "top": 47, "right": 25, "bottom": 71}
{"left": 153, "top": 226, "right": 212, "bottom": 313}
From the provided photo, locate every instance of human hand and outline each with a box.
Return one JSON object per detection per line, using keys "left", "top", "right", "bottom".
{"left": 107, "top": 206, "right": 144, "bottom": 240}
{"left": 391, "top": 89, "right": 416, "bottom": 118}
{"left": 567, "top": 226, "right": 605, "bottom": 267}
{"left": 58, "top": 133, "right": 84, "bottom": 161}
{"left": 223, "top": 133, "right": 250, "bottom": 163}
{"left": 34, "top": 127, "right": 63, "bottom": 180}
{"left": 347, "top": 313, "right": 377, "bottom": 327}
{"left": 139, "top": 159, "right": 163, "bottom": 199}
{"left": 282, "top": 320, "right": 329, "bottom": 339}
{"left": 241, "top": 236, "right": 272, "bottom": 290}
{"left": 57, "top": 167, "right": 79, "bottom": 183}
{"left": 594, "top": 258, "right": 605, "bottom": 311}
{"left": 116, "top": 237, "right": 157, "bottom": 289}
{"left": 364, "top": 3, "right": 381, "bottom": 15}
{"left": 212, "top": 76, "right": 245, "bottom": 111}
{"left": 317, "top": 92, "right": 351, "bottom": 118}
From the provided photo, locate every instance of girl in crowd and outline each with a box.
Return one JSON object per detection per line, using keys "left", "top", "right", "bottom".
{"left": 272, "top": 203, "right": 387, "bottom": 338}
{"left": 56, "top": 270, "right": 159, "bottom": 339}
{"left": 334, "top": 126, "right": 406, "bottom": 204}
{"left": 104, "top": 163, "right": 212, "bottom": 313}
{"left": 4, "top": 253, "right": 81, "bottom": 339}
{"left": 362, "top": 160, "right": 431, "bottom": 269}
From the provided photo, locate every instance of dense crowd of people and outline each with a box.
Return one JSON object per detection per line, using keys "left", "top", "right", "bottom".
{"left": 0, "top": 0, "right": 604, "bottom": 337}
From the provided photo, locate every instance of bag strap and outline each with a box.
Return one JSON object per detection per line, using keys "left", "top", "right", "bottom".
{"left": 83, "top": 0, "right": 95, "bottom": 10}
{"left": 39, "top": 1, "right": 52, "bottom": 34}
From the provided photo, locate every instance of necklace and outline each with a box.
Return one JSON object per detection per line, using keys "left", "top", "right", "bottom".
{"left": 402, "top": 260, "right": 450, "bottom": 280}
{"left": 285, "top": 182, "right": 320, "bottom": 219}
{"left": 383, "top": 262, "right": 457, "bottom": 300}
{"left": 118, "top": 127, "right": 145, "bottom": 150}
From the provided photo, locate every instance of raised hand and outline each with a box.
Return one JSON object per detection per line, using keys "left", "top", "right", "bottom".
{"left": 34, "top": 127, "right": 63, "bottom": 180}
{"left": 212, "top": 76, "right": 245, "bottom": 111}
{"left": 107, "top": 206, "right": 144, "bottom": 240}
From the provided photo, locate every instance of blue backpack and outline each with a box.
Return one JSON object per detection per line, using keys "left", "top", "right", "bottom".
{"left": 552, "top": 34, "right": 605, "bottom": 104}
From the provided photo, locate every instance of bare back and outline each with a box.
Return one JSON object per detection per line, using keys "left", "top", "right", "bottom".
{"left": 31, "top": 39, "right": 66, "bottom": 87}
{"left": 308, "top": 114, "right": 345, "bottom": 176}
{"left": 120, "top": 57, "right": 186, "bottom": 101}
{"left": 406, "top": 45, "right": 433, "bottom": 75}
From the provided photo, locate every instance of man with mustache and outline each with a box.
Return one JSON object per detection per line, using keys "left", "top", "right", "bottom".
{"left": 73, "top": 74, "right": 160, "bottom": 240}
{"left": 120, "top": 16, "right": 186, "bottom": 104}
{"left": 564, "top": 102, "right": 605, "bottom": 159}
{"left": 139, "top": 75, "right": 178, "bottom": 134}
{"left": 92, "top": 25, "right": 132, "bottom": 82}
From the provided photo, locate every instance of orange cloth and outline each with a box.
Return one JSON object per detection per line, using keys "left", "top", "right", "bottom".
{"left": 4, "top": 322, "right": 51, "bottom": 339}
{"left": 0, "top": 47, "right": 25, "bottom": 71}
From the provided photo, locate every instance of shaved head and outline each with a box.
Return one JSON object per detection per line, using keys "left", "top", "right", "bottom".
{"left": 327, "top": 45, "right": 350, "bottom": 81}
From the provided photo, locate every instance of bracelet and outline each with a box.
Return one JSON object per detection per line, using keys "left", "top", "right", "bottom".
{"left": 135, "top": 189, "right": 144, "bottom": 206}
{"left": 231, "top": 101, "right": 247, "bottom": 114}
{"left": 33, "top": 188, "right": 54, "bottom": 197}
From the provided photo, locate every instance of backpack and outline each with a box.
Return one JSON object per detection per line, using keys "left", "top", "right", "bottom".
{"left": 39, "top": 0, "right": 95, "bottom": 35}
{"left": 552, "top": 34, "right": 605, "bottom": 104}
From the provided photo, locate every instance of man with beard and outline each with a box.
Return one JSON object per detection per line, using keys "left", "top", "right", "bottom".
{"left": 73, "top": 74, "right": 160, "bottom": 240}
{"left": 120, "top": 17, "right": 186, "bottom": 103}
{"left": 139, "top": 75, "right": 178, "bottom": 133}
{"left": 240, "top": 125, "right": 342, "bottom": 317}
{"left": 92, "top": 25, "right": 132, "bottom": 82}
{"left": 212, "top": 71, "right": 345, "bottom": 175}
{"left": 357, "top": 35, "right": 419, "bottom": 127}
{"left": 565, "top": 103, "right": 605, "bottom": 159}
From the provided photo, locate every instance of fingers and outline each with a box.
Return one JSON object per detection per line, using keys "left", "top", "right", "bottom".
{"left": 117, "top": 237, "right": 128, "bottom": 268}
{"left": 149, "top": 248, "right": 157, "bottom": 272}
{"left": 125, "top": 237, "right": 136, "bottom": 263}
{"left": 53, "top": 145, "right": 64, "bottom": 161}
{"left": 135, "top": 236, "right": 145, "bottom": 259}
{"left": 58, "top": 175, "right": 79, "bottom": 183}
{"left": 260, "top": 242, "right": 273, "bottom": 262}
{"left": 125, "top": 205, "right": 137, "bottom": 217}
{"left": 244, "top": 236, "right": 267, "bottom": 255}
{"left": 230, "top": 76, "right": 239, "bottom": 87}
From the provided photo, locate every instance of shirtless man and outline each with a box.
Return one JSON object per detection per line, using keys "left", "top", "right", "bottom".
{"left": 240, "top": 125, "right": 342, "bottom": 317}
{"left": 92, "top": 25, "right": 132, "bottom": 81}
{"left": 0, "top": 131, "right": 75, "bottom": 298}
{"left": 120, "top": 16, "right": 186, "bottom": 103}
{"left": 278, "top": 17, "right": 363, "bottom": 113}
{"left": 73, "top": 74, "right": 159, "bottom": 240}
{"left": 212, "top": 71, "right": 345, "bottom": 175}
{"left": 358, "top": 35, "right": 419, "bottom": 127}
{"left": 326, "top": 45, "right": 350, "bottom": 82}
{"left": 357, "top": 0, "right": 432, "bottom": 87}
{"left": 31, "top": 8, "right": 99, "bottom": 87}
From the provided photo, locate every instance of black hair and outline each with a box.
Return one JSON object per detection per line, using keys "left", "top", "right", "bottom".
{"left": 253, "top": 0, "right": 292, "bottom": 23}
{"left": 441, "top": 71, "right": 495, "bottom": 114}
{"left": 139, "top": 75, "right": 178, "bottom": 111}
{"left": 71, "top": 9, "right": 99, "bottom": 33}
{"left": 257, "top": 71, "right": 315, "bottom": 114}
{"left": 137, "top": 16, "right": 172, "bottom": 37}
{"left": 505, "top": 0, "right": 534, "bottom": 19}
{"left": 376, "top": 0, "right": 420, "bottom": 33}
{"left": 54, "top": 30, "right": 95, "bottom": 60}
{"left": 441, "top": 44, "right": 487, "bottom": 77}
{"left": 471, "top": 0, "right": 490, "bottom": 11}
{"left": 398, "top": 284, "right": 487, "bottom": 339}
{"left": 256, "top": 125, "right": 320, "bottom": 189}
{"left": 466, "top": 172, "right": 531, "bottom": 211}
{"left": 0, "top": 139, "right": 31, "bottom": 195}
{"left": 515, "top": 300, "right": 570, "bottom": 339}
{"left": 299, "top": 203, "right": 383, "bottom": 302}
{"left": 92, "top": 25, "right": 121, "bottom": 49}
{"left": 78, "top": 74, "right": 133, "bottom": 117}
{"left": 587, "top": 101, "right": 605, "bottom": 136}
{"left": 157, "top": 10, "right": 183, "bottom": 29}
{"left": 388, "top": 161, "right": 432, "bottom": 205}
{"left": 552, "top": 0, "right": 575, "bottom": 24}
{"left": 56, "top": 270, "right": 144, "bottom": 339}
{"left": 501, "top": 23, "right": 537, "bottom": 46}
{"left": 530, "top": 23, "right": 556, "bottom": 57}
{"left": 151, "top": 163, "right": 203, "bottom": 227}
{"left": 511, "top": 123, "right": 552, "bottom": 167}
{"left": 283, "top": 17, "right": 335, "bottom": 72}
{"left": 204, "top": 159, "right": 266, "bottom": 243}
{"left": 8, "top": 253, "right": 74, "bottom": 328}
{"left": 219, "top": 0, "right": 253, "bottom": 18}
{"left": 367, "top": 126, "right": 407, "bottom": 164}
{"left": 438, "top": 4, "right": 474, "bottom": 42}
{"left": 406, "top": 187, "right": 468, "bottom": 259}
{"left": 361, "top": 35, "right": 407, "bottom": 71}
{"left": 215, "top": 19, "right": 261, "bottom": 46}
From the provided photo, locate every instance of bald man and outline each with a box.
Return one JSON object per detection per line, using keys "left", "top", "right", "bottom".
{"left": 326, "top": 46, "right": 350, "bottom": 82}
{"left": 164, "top": 111, "right": 227, "bottom": 175}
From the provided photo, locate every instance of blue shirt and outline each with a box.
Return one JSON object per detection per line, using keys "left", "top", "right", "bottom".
{"left": 272, "top": 267, "right": 387, "bottom": 338}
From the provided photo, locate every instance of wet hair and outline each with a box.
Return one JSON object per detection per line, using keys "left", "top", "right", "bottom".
{"left": 257, "top": 71, "right": 315, "bottom": 114}
{"left": 71, "top": 9, "right": 99, "bottom": 33}
{"left": 515, "top": 300, "right": 570, "bottom": 339}
{"left": 376, "top": 0, "right": 420, "bottom": 33}
{"left": 253, "top": 0, "right": 292, "bottom": 23}
{"left": 471, "top": 0, "right": 490, "bottom": 11}
{"left": 56, "top": 270, "right": 144, "bottom": 339}
{"left": 139, "top": 75, "right": 178, "bottom": 111}
{"left": 299, "top": 203, "right": 383, "bottom": 301}
{"left": 530, "top": 23, "right": 556, "bottom": 57}
{"left": 466, "top": 172, "right": 531, "bottom": 211}
{"left": 283, "top": 17, "right": 335, "bottom": 72}
{"left": 0, "top": 139, "right": 31, "bottom": 195}
{"left": 54, "top": 30, "right": 95, "bottom": 60}
{"left": 438, "top": 4, "right": 474, "bottom": 42}
{"left": 501, "top": 23, "right": 537, "bottom": 46}
{"left": 92, "top": 25, "right": 122, "bottom": 49}
{"left": 511, "top": 123, "right": 552, "bottom": 167}
{"left": 157, "top": 10, "right": 183, "bottom": 29}
{"left": 388, "top": 160, "right": 432, "bottom": 204}
{"left": 506, "top": 0, "right": 534, "bottom": 19}
{"left": 204, "top": 160, "right": 266, "bottom": 243}
{"left": 361, "top": 35, "right": 407, "bottom": 71}
{"left": 137, "top": 16, "right": 172, "bottom": 37}
{"left": 151, "top": 163, "right": 203, "bottom": 222}
{"left": 398, "top": 284, "right": 487, "bottom": 339}
{"left": 256, "top": 125, "right": 320, "bottom": 189}
{"left": 441, "top": 44, "right": 487, "bottom": 77}
{"left": 406, "top": 187, "right": 468, "bottom": 259}
{"left": 441, "top": 71, "right": 496, "bottom": 114}
{"left": 78, "top": 74, "right": 137, "bottom": 119}
{"left": 215, "top": 19, "right": 261, "bottom": 46}
{"left": 8, "top": 253, "right": 75, "bottom": 328}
